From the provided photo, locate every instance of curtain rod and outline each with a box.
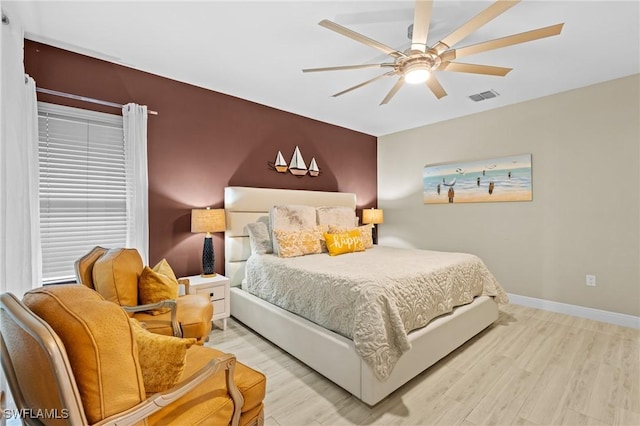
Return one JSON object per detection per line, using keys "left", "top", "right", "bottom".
{"left": 35, "top": 87, "right": 159, "bottom": 116}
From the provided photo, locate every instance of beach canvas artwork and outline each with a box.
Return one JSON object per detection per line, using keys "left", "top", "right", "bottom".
{"left": 423, "top": 154, "right": 532, "bottom": 204}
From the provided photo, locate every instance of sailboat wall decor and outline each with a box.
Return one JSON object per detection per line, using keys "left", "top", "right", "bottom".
{"left": 274, "top": 151, "right": 288, "bottom": 172}
{"left": 269, "top": 146, "right": 321, "bottom": 177}
{"left": 308, "top": 158, "right": 319, "bottom": 177}
{"left": 289, "top": 146, "right": 308, "bottom": 176}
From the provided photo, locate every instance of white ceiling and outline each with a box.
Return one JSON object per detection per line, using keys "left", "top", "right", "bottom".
{"left": 3, "top": 0, "right": 639, "bottom": 136}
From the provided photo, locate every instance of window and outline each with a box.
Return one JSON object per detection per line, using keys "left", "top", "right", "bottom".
{"left": 38, "top": 102, "right": 126, "bottom": 283}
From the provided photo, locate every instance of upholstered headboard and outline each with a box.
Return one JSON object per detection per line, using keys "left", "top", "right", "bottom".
{"left": 223, "top": 186, "right": 357, "bottom": 286}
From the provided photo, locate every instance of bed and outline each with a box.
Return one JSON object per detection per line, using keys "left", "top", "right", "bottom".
{"left": 224, "top": 186, "right": 506, "bottom": 405}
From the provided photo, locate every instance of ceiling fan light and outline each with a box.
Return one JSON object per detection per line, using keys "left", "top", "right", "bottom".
{"left": 404, "top": 67, "right": 430, "bottom": 84}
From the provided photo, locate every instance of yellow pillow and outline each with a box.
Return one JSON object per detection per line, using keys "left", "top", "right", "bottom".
{"left": 273, "top": 226, "right": 324, "bottom": 258}
{"left": 129, "top": 319, "right": 196, "bottom": 394}
{"left": 324, "top": 229, "right": 366, "bottom": 256}
{"left": 328, "top": 224, "right": 374, "bottom": 249}
{"left": 138, "top": 259, "right": 179, "bottom": 315}
{"left": 154, "top": 258, "right": 178, "bottom": 282}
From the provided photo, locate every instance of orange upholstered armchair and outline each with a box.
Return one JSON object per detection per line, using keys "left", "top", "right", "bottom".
{"left": 75, "top": 247, "right": 213, "bottom": 344}
{"left": 0, "top": 285, "right": 266, "bottom": 426}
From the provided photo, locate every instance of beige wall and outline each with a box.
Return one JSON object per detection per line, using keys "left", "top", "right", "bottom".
{"left": 378, "top": 75, "right": 639, "bottom": 316}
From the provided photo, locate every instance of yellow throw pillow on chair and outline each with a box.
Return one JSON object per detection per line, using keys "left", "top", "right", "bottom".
{"left": 138, "top": 259, "right": 179, "bottom": 315}
{"left": 129, "top": 318, "right": 196, "bottom": 394}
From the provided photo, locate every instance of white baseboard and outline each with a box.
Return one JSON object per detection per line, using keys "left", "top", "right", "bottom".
{"left": 507, "top": 293, "right": 640, "bottom": 330}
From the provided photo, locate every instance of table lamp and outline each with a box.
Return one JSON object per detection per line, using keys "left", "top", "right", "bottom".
{"left": 191, "top": 207, "right": 226, "bottom": 277}
{"left": 362, "top": 208, "right": 384, "bottom": 245}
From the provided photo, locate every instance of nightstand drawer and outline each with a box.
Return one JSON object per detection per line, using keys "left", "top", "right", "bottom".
{"left": 210, "top": 286, "right": 226, "bottom": 301}
{"left": 194, "top": 286, "right": 225, "bottom": 301}
{"left": 212, "top": 299, "right": 226, "bottom": 316}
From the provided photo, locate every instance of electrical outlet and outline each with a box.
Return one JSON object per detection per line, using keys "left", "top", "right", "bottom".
{"left": 586, "top": 275, "right": 596, "bottom": 287}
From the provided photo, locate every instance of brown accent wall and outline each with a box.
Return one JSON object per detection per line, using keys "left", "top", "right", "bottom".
{"left": 25, "top": 41, "right": 377, "bottom": 278}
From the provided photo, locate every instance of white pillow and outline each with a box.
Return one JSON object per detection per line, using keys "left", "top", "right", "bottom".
{"left": 316, "top": 206, "right": 356, "bottom": 229}
{"left": 246, "top": 222, "right": 273, "bottom": 255}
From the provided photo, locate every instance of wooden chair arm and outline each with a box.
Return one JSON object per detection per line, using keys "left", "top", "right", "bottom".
{"left": 94, "top": 353, "right": 244, "bottom": 426}
{"left": 122, "top": 300, "right": 182, "bottom": 338}
{"left": 178, "top": 278, "right": 190, "bottom": 295}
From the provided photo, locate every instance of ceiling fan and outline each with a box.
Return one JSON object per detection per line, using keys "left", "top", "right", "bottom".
{"left": 303, "top": 0, "right": 564, "bottom": 105}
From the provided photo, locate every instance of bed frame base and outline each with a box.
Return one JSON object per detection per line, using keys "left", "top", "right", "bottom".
{"left": 231, "top": 287, "right": 498, "bottom": 405}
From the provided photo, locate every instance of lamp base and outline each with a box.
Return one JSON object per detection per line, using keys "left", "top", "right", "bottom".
{"left": 202, "top": 235, "right": 215, "bottom": 276}
{"left": 201, "top": 273, "right": 217, "bottom": 278}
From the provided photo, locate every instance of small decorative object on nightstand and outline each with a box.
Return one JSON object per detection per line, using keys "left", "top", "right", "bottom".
{"left": 182, "top": 274, "right": 230, "bottom": 330}
{"left": 362, "top": 208, "right": 384, "bottom": 245}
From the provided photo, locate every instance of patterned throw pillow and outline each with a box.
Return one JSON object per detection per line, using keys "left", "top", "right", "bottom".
{"left": 138, "top": 259, "right": 179, "bottom": 315}
{"left": 129, "top": 318, "right": 196, "bottom": 394}
{"left": 273, "top": 226, "right": 325, "bottom": 258}
{"left": 247, "top": 221, "right": 273, "bottom": 254}
{"left": 270, "top": 205, "right": 317, "bottom": 255}
{"left": 324, "top": 229, "right": 366, "bottom": 256}
{"left": 328, "top": 224, "right": 374, "bottom": 249}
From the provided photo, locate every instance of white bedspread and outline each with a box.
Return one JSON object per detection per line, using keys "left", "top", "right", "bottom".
{"left": 245, "top": 246, "right": 508, "bottom": 381}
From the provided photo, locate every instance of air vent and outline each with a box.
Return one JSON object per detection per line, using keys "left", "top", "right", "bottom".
{"left": 469, "top": 90, "right": 499, "bottom": 102}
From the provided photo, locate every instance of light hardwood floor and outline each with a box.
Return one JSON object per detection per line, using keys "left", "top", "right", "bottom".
{"left": 210, "top": 304, "right": 640, "bottom": 426}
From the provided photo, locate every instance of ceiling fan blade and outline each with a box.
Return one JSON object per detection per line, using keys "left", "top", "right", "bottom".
{"left": 319, "top": 20, "right": 405, "bottom": 58}
{"left": 426, "top": 74, "right": 447, "bottom": 99}
{"left": 433, "top": 0, "right": 520, "bottom": 54}
{"left": 303, "top": 63, "right": 393, "bottom": 73}
{"left": 439, "top": 50, "right": 457, "bottom": 62}
{"left": 440, "top": 62, "right": 512, "bottom": 76}
{"left": 380, "top": 77, "right": 405, "bottom": 105}
{"left": 333, "top": 71, "right": 396, "bottom": 97}
{"left": 452, "top": 23, "right": 564, "bottom": 59}
{"left": 411, "top": 0, "right": 434, "bottom": 52}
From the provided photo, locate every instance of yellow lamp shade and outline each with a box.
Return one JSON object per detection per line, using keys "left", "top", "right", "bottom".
{"left": 191, "top": 208, "right": 226, "bottom": 234}
{"left": 362, "top": 208, "right": 384, "bottom": 225}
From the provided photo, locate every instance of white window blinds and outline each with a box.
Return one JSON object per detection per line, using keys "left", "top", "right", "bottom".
{"left": 38, "top": 102, "right": 126, "bottom": 283}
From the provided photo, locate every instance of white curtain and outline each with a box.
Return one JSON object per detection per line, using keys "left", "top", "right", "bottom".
{"left": 0, "top": 11, "right": 42, "bottom": 298}
{"left": 0, "top": 8, "right": 41, "bottom": 417}
{"left": 122, "top": 103, "right": 149, "bottom": 264}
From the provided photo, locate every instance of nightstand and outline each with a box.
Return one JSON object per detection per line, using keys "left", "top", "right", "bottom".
{"left": 182, "top": 274, "right": 230, "bottom": 330}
